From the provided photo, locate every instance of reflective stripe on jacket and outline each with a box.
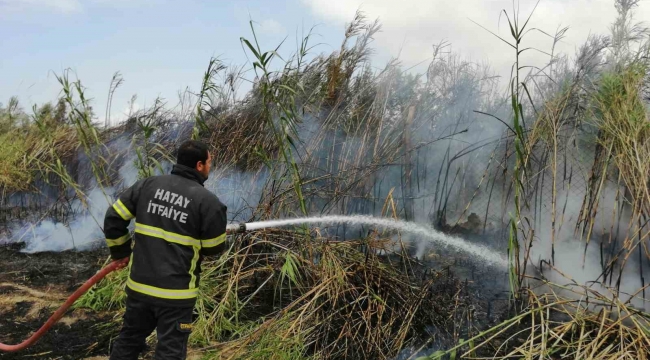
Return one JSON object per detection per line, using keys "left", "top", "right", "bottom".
{"left": 103, "top": 164, "right": 228, "bottom": 307}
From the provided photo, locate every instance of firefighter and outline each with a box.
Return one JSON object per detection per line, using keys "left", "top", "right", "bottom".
{"left": 103, "top": 140, "right": 227, "bottom": 360}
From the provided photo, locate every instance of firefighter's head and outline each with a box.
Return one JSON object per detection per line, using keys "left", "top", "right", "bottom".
{"left": 177, "top": 140, "right": 212, "bottom": 179}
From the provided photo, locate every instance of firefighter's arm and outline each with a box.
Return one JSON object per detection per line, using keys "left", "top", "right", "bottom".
{"left": 200, "top": 197, "right": 228, "bottom": 256}
{"left": 103, "top": 179, "right": 145, "bottom": 260}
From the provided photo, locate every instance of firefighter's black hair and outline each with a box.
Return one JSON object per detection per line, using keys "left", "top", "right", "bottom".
{"left": 176, "top": 140, "right": 209, "bottom": 169}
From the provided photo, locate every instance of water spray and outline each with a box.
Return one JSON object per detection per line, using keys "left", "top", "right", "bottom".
{"left": 225, "top": 215, "right": 508, "bottom": 268}
{"left": 1, "top": 215, "right": 506, "bottom": 352}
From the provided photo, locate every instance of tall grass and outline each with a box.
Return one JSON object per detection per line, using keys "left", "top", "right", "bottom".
{"left": 240, "top": 21, "right": 310, "bottom": 216}
{"left": 428, "top": 1, "right": 650, "bottom": 358}
{"left": 2, "top": 1, "right": 650, "bottom": 358}
{"left": 472, "top": 1, "right": 540, "bottom": 301}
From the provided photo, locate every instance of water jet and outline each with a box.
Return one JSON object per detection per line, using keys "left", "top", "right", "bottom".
{"left": 226, "top": 215, "right": 508, "bottom": 268}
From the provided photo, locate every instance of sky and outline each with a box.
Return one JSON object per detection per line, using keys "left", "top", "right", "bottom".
{"left": 1, "top": 0, "right": 649, "bottom": 125}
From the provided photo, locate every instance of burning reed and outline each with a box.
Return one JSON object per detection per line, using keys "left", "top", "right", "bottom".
{"left": 2, "top": 0, "right": 650, "bottom": 358}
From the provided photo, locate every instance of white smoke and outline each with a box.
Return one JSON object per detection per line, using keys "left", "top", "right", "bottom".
{"left": 2, "top": 154, "right": 141, "bottom": 253}
{"left": 204, "top": 163, "right": 268, "bottom": 223}
{"left": 119, "top": 154, "right": 139, "bottom": 186}
{"left": 1, "top": 150, "right": 272, "bottom": 252}
{"left": 11, "top": 187, "right": 114, "bottom": 253}
{"left": 527, "top": 184, "right": 650, "bottom": 311}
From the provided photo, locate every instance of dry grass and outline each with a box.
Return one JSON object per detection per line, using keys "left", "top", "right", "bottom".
{"left": 2, "top": 3, "right": 650, "bottom": 360}
{"left": 424, "top": 275, "right": 650, "bottom": 359}
{"left": 190, "top": 228, "right": 477, "bottom": 360}
{"left": 0, "top": 124, "right": 79, "bottom": 192}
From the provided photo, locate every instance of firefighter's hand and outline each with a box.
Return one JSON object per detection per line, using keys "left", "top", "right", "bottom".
{"left": 112, "top": 257, "right": 130, "bottom": 270}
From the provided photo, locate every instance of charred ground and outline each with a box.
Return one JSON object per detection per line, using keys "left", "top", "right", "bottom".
{"left": 0, "top": 244, "right": 117, "bottom": 359}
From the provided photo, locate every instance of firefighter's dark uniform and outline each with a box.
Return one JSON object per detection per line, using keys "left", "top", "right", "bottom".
{"left": 103, "top": 164, "right": 227, "bottom": 360}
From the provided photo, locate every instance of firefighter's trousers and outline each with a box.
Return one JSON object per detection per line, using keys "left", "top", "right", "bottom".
{"left": 109, "top": 296, "right": 193, "bottom": 360}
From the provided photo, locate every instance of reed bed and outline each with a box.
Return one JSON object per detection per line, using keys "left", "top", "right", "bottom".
{"left": 2, "top": 1, "right": 650, "bottom": 358}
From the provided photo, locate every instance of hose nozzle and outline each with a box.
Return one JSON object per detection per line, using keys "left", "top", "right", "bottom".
{"left": 226, "top": 222, "right": 247, "bottom": 234}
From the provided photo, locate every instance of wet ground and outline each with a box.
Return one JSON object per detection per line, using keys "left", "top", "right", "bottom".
{"left": 0, "top": 243, "right": 118, "bottom": 360}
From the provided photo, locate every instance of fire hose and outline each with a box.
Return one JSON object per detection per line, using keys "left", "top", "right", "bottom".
{"left": 0, "top": 224, "right": 247, "bottom": 353}
{"left": 0, "top": 257, "right": 129, "bottom": 352}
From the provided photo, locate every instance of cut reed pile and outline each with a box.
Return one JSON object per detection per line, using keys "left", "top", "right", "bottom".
{"left": 195, "top": 230, "right": 460, "bottom": 359}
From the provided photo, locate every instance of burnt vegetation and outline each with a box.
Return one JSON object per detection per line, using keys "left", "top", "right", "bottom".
{"left": 1, "top": 1, "right": 650, "bottom": 359}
